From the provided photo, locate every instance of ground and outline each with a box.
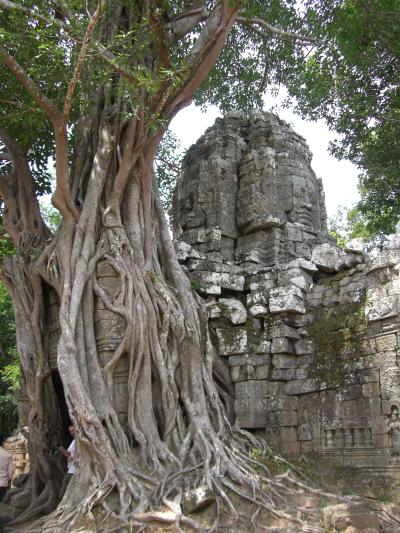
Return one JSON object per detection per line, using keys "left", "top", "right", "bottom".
{"left": 2, "top": 453, "right": 400, "bottom": 532}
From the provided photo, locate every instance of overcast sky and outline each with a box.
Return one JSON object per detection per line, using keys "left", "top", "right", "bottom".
{"left": 170, "top": 100, "right": 360, "bottom": 220}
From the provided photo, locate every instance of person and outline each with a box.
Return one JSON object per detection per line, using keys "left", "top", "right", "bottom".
{"left": 0, "top": 436, "right": 12, "bottom": 502}
{"left": 58, "top": 424, "right": 76, "bottom": 499}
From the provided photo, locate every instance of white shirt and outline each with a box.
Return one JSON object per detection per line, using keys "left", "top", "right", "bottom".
{"left": 0, "top": 446, "right": 12, "bottom": 487}
{"left": 67, "top": 439, "right": 76, "bottom": 474}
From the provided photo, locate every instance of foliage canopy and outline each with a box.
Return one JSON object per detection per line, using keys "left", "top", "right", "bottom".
{"left": 285, "top": 0, "right": 400, "bottom": 237}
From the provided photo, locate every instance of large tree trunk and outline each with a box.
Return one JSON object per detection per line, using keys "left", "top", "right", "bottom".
{"left": 3, "top": 100, "right": 266, "bottom": 530}
{"left": 0, "top": 3, "right": 341, "bottom": 531}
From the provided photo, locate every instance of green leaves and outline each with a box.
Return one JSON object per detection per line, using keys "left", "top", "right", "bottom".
{"left": 155, "top": 128, "right": 183, "bottom": 211}
{"left": 286, "top": 0, "right": 400, "bottom": 239}
{"left": 196, "top": 1, "right": 311, "bottom": 112}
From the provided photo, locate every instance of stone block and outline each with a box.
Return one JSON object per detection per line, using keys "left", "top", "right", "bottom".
{"left": 290, "top": 276, "right": 310, "bottom": 291}
{"left": 248, "top": 304, "right": 269, "bottom": 317}
{"left": 255, "top": 365, "right": 270, "bottom": 379}
{"left": 267, "top": 411, "right": 279, "bottom": 427}
{"left": 312, "top": 243, "right": 362, "bottom": 273}
{"left": 344, "top": 238, "right": 364, "bottom": 255}
{"left": 276, "top": 410, "right": 298, "bottom": 426}
{"left": 287, "top": 257, "right": 318, "bottom": 273}
{"left": 231, "top": 362, "right": 270, "bottom": 382}
{"left": 374, "top": 414, "right": 390, "bottom": 434}
{"left": 269, "top": 396, "right": 298, "bottom": 412}
{"left": 295, "top": 367, "right": 309, "bottom": 379}
{"left": 190, "top": 271, "right": 245, "bottom": 295}
{"left": 206, "top": 302, "right": 221, "bottom": 319}
{"left": 271, "top": 368, "right": 296, "bottom": 381}
{"left": 374, "top": 433, "right": 389, "bottom": 448}
{"left": 342, "top": 385, "right": 362, "bottom": 401}
{"left": 294, "top": 339, "right": 312, "bottom": 354}
{"left": 361, "top": 382, "right": 380, "bottom": 398}
{"left": 375, "top": 333, "right": 397, "bottom": 352}
{"left": 279, "top": 441, "right": 300, "bottom": 458}
{"left": 231, "top": 364, "right": 256, "bottom": 382}
{"left": 220, "top": 272, "right": 245, "bottom": 292}
{"left": 358, "top": 369, "right": 379, "bottom": 384}
{"left": 380, "top": 366, "right": 400, "bottom": 398}
{"left": 272, "top": 354, "right": 298, "bottom": 368}
{"left": 174, "top": 240, "right": 191, "bottom": 261}
{"left": 189, "top": 271, "right": 221, "bottom": 295}
{"left": 246, "top": 289, "right": 269, "bottom": 306}
{"left": 268, "top": 323, "right": 300, "bottom": 339}
{"left": 265, "top": 427, "right": 279, "bottom": 449}
{"left": 246, "top": 272, "right": 275, "bottom": 292}
{"left": 366, "top": 292, "right": 399, "bottom": 322}
{"left": 235, "top": 397, "right": 268, "bottom": 428}
{"left": 249, "top": 331, "right": 271, "bottom": 354}
{"left": 340, "top": 400, "right": 357, "bottom": 420}
{"left": 285, "top": 379, "right": 320, "bottom": 395}
{"left": 280, "top": 426, "right": 298, "bottom": 442}
{"left": 228, "top": 354, "right": 270, "bottom": 366}
{"left": 271, "top": 337, "right": 294, "bottom": 354}
{"left": 215, "top": 327, "right": 248, "bottom": 355}
{"left": 300, "top": 440, "right": 314, "bottom": 454}
{"left": 218, "top": 298, "right": 247, "bottom": 324}
{"left": 361, "top": 339, "right": 376, "bottom": 355}
{"left": 278, "top": 267, "right": 312, "bottom": 287}
{"left": 269, "top": 286, "right": 305, "bottom": 314}
{"left": 235, "top": 379, "right": 269, "bottom": 398}
{"left": 357, "top": 397, "right": 372, "bottom": 418}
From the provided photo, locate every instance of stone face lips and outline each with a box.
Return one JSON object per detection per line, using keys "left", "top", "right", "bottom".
{"left": 172, "top": 110, "right": 400, "bottom": 475}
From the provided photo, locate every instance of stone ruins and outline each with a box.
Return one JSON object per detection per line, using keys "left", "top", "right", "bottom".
{"left": 172, "top": 110, "right": 400, "bottom": 476}
{"left": 6, "top": 110, "right": 400, "bottom": 484}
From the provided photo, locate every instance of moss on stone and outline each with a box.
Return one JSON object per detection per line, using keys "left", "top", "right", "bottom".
{"left": 307, "top": 300, "right": 367, "bottom": 387}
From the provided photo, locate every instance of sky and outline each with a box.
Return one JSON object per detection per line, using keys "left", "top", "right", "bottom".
{"left": 170, "top": 100, "right": 360, "bottom": 220}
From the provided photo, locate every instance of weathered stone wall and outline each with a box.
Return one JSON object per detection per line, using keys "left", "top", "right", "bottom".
{"left": 172, "top": 110, "right": 400, "bottom": 476}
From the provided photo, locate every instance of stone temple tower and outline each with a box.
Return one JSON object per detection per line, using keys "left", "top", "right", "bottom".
{"left": 172, "top": 110, "right": 328, "bottom": 266}
{"left": 172, "top": 110, "right": 400, "bottom": 477}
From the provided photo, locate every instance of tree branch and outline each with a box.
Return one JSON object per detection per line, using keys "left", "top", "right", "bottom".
{"left": 0, "top": 98, "right": 23, "bottom": 108}
{"left": 236, "top": 16, "right": 317, "bottom": 44}
{"left": 0, "top": 46, "right": 60, "bottom": 122}
{"left": 166, "top": 7, "right": 209, "bottom": 41}
{"left": 0, "top": 129, "right": 50, "bottom": 247}
{"left": 155, "top": 156, "right": 180, "bottom": 174}
{"left": 93, "top": 42, "right": 139, "bottom": 85}
{"left": 0, "top": 152, "right": 11, "bottom": 161}
{"left": 62, "top": 0, "right": 105, "bottom": 126}
{"left": 164, "top": 0, "right": 239, "bottom": 118}
{"left": 0, "top": 0, "right": 65, "bottom": 27}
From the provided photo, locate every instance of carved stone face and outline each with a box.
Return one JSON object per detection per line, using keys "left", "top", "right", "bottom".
{"left": 391, "top": 407, "right": 399, "bottom": 422}
{"left": 178, "top": 185, "right": 206, "bottom": 231}
{"left": 287, "top": 177, "right": 321, "bottom": 228}
{"left": 172, "top": 111, "right": 328, "bottom": 262}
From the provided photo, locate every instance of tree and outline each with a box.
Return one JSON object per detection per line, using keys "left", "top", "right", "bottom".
{"left": 155, "top": 129, "right": 183, "bottom": 211}
{"left": 328, "top": 204, "right": 385, "bottom": 251}
{"left": 284, "top": 0, "right": 400, "bottom": 238}
{"left": 1, "top": 1, "right": 324, "bottom": 530}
